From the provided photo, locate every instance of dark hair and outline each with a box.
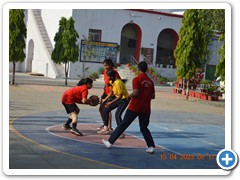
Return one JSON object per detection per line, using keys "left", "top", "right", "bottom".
{"left": 103, "top": 58, "right": 114, "bottom": 67}
{"left": 138, "top": 61, "right": 148, "bottom": 72}
{"left": 77, "top": 78, "right": 93, "bottom": 86}
{"left": 107, "top": 69, "right": 116, "bottom": 78}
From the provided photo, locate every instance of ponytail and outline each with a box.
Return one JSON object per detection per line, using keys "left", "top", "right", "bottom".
{"left": 107, "top": 69, "right": 116, "bottom": 78}
{"left": 77, "top": 78, "right": 93, "bottom": 86}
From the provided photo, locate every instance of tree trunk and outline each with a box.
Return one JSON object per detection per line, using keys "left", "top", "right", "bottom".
{"left": 186, "top": 79, "right": 189, "bottom": 100}
{"left": 64, "top": 62, "right": 68, "bottom": 86}
{"left": 12, "top": 60, "right": 16, "bottom": 85}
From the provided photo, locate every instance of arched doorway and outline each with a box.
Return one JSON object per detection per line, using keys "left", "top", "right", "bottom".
{"left": 156, "top": 29, "right": 178, "bottom": 68}
{"left": 119, "top": 23, "right": 142, "bottom": 64}
{"left": 26, "top": 39, "right": 34, "bottom": 72}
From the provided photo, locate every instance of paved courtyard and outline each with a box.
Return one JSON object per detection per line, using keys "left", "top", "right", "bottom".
{"left": 7, "top": 73, "right": 225, "bottom": 174}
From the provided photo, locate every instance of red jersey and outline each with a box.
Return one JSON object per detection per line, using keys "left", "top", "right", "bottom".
{"left": 103, "top": 69, "right": 121, "bottom": 95}
{"left": 128, "top": 73, "right": 155, "bottom": 113}
{"left": 62, "top": 85, "right": 88, "bottom": 104}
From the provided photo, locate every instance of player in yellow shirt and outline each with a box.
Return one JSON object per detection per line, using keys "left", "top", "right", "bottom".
{"left": 97, "top": 69, "right": 129, "bottom": 135}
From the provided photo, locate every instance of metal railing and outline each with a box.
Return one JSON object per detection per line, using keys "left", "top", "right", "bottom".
{"left": 143, "top": 57, "right": 162, "bottom": 78}
{"left": 129, "top": 56, "right": 163, "bottom": 85}
{"left": 130, "top": 55, "right": 139, "bottom": 65}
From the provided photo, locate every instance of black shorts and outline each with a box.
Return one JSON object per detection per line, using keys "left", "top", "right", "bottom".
{"left": 62, "top": 103, "right": 79, "bottom": 114}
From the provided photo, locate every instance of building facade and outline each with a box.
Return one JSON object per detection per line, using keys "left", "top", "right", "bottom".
{"left": 10, "top": 9, "right": 221, "bottom": 79}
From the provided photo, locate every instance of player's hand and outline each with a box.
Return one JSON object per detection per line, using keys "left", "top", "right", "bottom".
{"left": 105, "top": 102, "right": 111, "bottom": 107}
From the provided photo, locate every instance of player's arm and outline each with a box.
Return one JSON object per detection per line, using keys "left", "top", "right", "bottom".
{"left": 81, "top": 97, "right": 91, "bottom": 105}
{"left": 151, "top": 85, "right": 155, "bottom": 99}
{"left": 127, "top": 89, "right": 139, "bottom": 99}
{"left": 80, "top": 89, "right": 90, "bottom": 105}
{"left": 151, "top": 92, "right": 155, "bottom": 99}
{"left": 106, "top": 94, "right": 122, "bottom": 107}
{"left": 127, "top": 78, "right": 139, "bottom": 99}
{"left": 102, "top": 91, "right": 113, "bottom": 103}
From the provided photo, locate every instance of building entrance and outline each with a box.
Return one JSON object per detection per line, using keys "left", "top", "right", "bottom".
{"left": 120, "top": 23, "right": 142, "bottom": 64}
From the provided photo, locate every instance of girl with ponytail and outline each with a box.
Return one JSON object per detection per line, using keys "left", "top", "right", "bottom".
{"left": 61, "top": 78, "right": 94, "bottom": 136}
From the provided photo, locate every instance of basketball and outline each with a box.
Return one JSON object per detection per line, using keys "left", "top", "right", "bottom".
{"left": 89, "top": 95, "right": 100, "bottom": 106}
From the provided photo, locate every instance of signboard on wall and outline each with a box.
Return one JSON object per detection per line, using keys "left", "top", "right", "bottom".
{"left": 80, "top": 40, "right": 118, "bottom": 63}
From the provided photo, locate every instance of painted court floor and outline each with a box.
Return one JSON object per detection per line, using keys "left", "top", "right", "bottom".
{"left": 11, "top": 109, "right": 225, "bottom": 169}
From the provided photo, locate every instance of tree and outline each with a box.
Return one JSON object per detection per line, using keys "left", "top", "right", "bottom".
{"left": 51, "top": 17, "right": 79, "bottom": 85}
{"left": 9, "top": 9, "right": 27, "bottom": 85}
{"left": 212, "top": 10, "right": 225, "bottom": 81}
{"left": 215, "top": 34, "right": 225, "bottom": 81}
{"left": 174, "top": 9, "right": 212, "bottom": 100}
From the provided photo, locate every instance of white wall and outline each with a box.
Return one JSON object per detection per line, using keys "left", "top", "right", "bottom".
{"left": 25, "top": 10, "right": 57, "bottom": 78}
{"left": 41, "top": 9, "right": 72, "bottom": 46}
{"left": 69, "top": 61, "right": 103, "bottom": 79}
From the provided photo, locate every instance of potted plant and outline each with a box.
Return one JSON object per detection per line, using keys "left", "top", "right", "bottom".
{"left": 166, "top": 56, "right": 174, "bottom": 68}
{"left": 148, "top": 67, "right": 154, "bottom": 74}
{"left": 98, "top": 68, "right": 104, "bottom": 74}
{"left": 221, "top": 87, "right": 225, "bottom": 100}
{"left": 89, "top": 72, "right": 99, "bottom": 81}
{"left": 207, "top": 86, "right": 218, "bottom": 101}
{"left": 200, "top": 79, "right": 211, "bottom": 90}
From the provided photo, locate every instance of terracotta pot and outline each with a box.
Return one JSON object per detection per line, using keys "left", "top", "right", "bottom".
{"left": 172, "top": 88, "right": 176, "bottom": 93}
{"left": 202, "top": 93, "right": 208, "bottom": 100}
{"left": 192, "top": 91, "right": 195, "bottom": 97}
{"left": 182, "top": 90, "right": 186, "bottom": 95}
{"left": 208, "top": 95, "right": 213, "bottom": 101}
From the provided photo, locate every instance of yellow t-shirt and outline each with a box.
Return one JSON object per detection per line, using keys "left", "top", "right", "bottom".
{"left": 110, "top": 79, "right": 128, "bottom": 99}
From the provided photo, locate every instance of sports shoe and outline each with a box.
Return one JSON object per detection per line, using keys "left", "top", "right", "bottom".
{"left": 146, "top": 146, "right": 154, "bottom": 154}
{"left": 102, "top": 139, "right": 112, "bottom": 149}
{"left": 97, "top": 128, "right": 111, "bottom": 135}
{"left": 70, "top": 128, "right": 83, "bottom": 136}
{"left": 97, "top": 125, "right": 104, "bottom": 131}
{"left": 62, "top": 124, "right": 72, "bottom": 130}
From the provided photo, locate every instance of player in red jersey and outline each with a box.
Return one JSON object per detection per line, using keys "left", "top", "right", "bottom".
{"left": 102, "top": 61, "right": 156, "bottom": 153}
{"left": 62, "top": 78, "right": 93, "bottom": 136}
{"left": 98, "top": 58, "right": 121, "bottom": 131}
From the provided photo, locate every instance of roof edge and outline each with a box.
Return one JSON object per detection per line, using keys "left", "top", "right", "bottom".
{"left": 127, "top": 9, "right": 183, "bottom": 18}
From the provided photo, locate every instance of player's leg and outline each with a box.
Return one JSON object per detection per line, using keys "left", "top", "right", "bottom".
{"left": 70, "top": 106, "right": 83, "bottom": 136}
{"left": 108, "top": 112, "right": 112, "bottom": 131}
{"left": 115, "top": 99, "right": 129, "bottom": 138}
{"left": 138, "top": 113, "right": 155, "bottom": 153}
{"left": 98, "top": 100, "right": 119, "bottom": 134}
{"left": 98, "top": 94, "right": 107, "bottom": 130}
{"left": 98, "top": 105, "right": 111, "bottom": 134}
{"left": 63, "top": 116, "right": 72, "bottom": 130}
{"left": 115, "top": 99, "right": 129, "bottom": 126}
{"left": 102, "top": 109, "right": 137, "bottom": 148}
{"left": 62, "top": 103, "right": 74, "bottom": 130}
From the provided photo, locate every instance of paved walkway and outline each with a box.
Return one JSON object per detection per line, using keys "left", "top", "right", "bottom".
{"left": 8, "top": 73, "right": 225, "bottom": 173}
